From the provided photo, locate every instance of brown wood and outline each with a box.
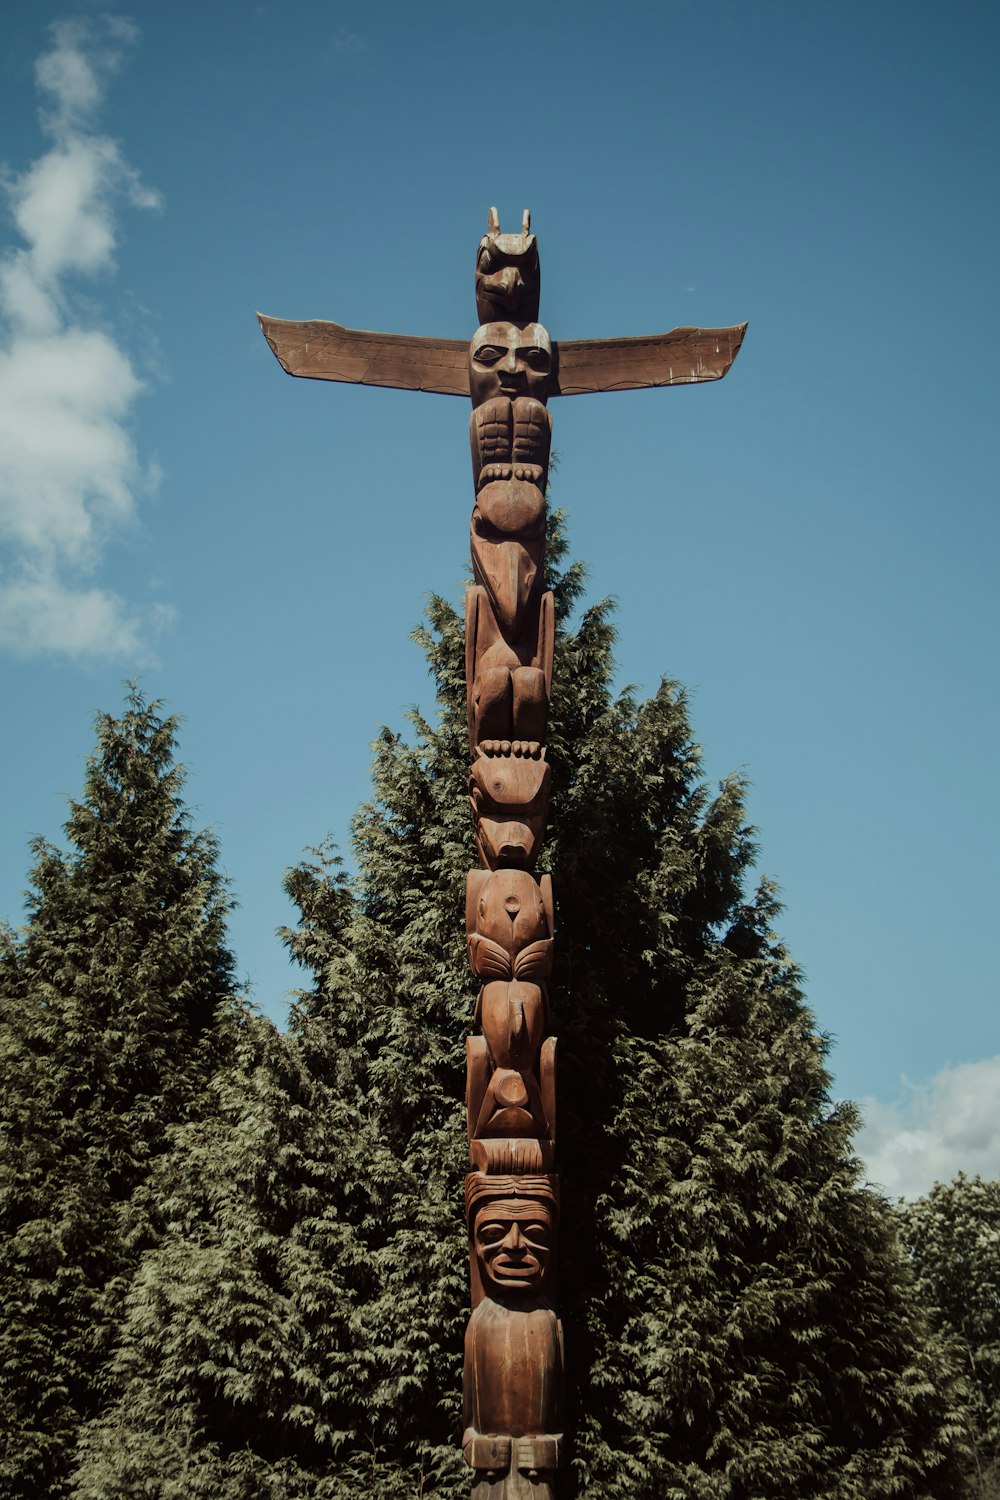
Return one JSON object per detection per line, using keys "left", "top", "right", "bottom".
{"left": 465, "top": 867, "right": 555, "bottom": 1182}
{"left": 461, "top": 217, "right": 562, "bottom": 1495}
{"left": 552, "top": 322, "right": 748, "bottom": 394}
{"left": 463, "top": 1174, "right": 563, "bottom": 1499}
{"left": 475, "top": 207, "right": 540, "bottom": 326}
{"left": 256, "top": 315, "right": 471, "bottom": 395}
{"left": 258, "top": 313, "right": 746, "bottom": 397}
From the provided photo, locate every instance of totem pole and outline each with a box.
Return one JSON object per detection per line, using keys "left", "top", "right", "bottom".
{"left": 258, "top": 209, "right": 745, "bottom": 1498}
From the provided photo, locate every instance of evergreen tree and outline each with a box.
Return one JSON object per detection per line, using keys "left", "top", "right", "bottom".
{"left": 898, "top": 1176, "right": 1000, "bottom": 1496}
{"left": 74, "top": 528, "right": 967, "bottom": 1497}
{"left": 0, "top": 689, "right": 239, "bottom": 1498}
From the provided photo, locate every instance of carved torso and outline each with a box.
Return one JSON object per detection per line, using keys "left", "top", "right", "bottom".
{"left": 464, "top": 1298, "right": 563, "bottom": 1440}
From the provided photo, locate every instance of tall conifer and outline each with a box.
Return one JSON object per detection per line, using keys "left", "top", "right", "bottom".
{"left": 898, "top": 1176, "right": 1000, "bottom": 1496}
{"left": 0, "top": 689, "right": 238, "bottom": 1498}
{"left": 74, "top": 534, "right": 966, "bottom": 1497}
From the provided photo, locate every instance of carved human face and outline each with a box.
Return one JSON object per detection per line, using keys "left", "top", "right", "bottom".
{"left": 469, "top": 324, "right": 552, "bottom": 407}
{"left": 474, "top": 1198, "right": 554, "bottom": 1295}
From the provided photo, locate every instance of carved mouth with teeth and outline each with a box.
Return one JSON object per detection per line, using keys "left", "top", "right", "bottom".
{"left": 474, "top": 1201, "right": 553, "bottom": 1295}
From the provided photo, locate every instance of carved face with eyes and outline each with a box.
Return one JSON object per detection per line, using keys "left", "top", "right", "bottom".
{"left": 475, "top": 236, "right": 540, "bottom": 324}
{"left": 469, "top": 324, "right": 552, "bottom": 408}
{"left": 474, "top": 1198, "right": 554, "bottom": 1296}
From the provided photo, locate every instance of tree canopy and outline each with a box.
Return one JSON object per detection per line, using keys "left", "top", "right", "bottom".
{"left": 898, "top": 1175, "right": 1000, "bottom": 1497}
{"left": 0, "top": 690, "right": 239, "bottom": 1499}
{"left": 1, "top": 540, "right": 972, "bottom": 1497}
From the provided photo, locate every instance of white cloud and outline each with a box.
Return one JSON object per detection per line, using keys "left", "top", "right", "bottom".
{"left": 328, "top": 28, "right": 368, "bottom": 54}
{"left": 35, "top": 16, "right": 139, "bottom": 133}
{"left": 857, "top": 1056, "right": 1000, "bottom": 1200}
{"left": 0, "top": 329, "right": 144, "bottom": 561}
{"left": 0, "top": 16, "right": 165, "bottom": 658}
{"left": 0, "top": 568, "right": 174, "bottom": 659}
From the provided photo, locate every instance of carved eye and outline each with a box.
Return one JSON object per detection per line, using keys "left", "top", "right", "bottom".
{"left": 478, "top": 1223, "right": 507, "bottom": 1245}
{"left": 474, "top": 346, "right": 504, "bottom": 367}
{"left": 522, "top": 348, "right": 550, "bottom": 372}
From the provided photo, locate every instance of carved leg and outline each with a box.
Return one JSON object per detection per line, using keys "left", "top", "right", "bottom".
{"left": 511, "top": 666, "right": 548, "bottom": 746}
{"left": 474, "top": 667, "right": 516, "bottom": 745}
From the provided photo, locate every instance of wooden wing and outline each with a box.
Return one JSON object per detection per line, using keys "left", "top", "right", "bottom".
{"left": 258, "top": 314, "right": 747, "bottom": 399}
{"left": 257, "top": 314, "right": 470, "bottom": 396}
{"left": 550, "top": 323, "right": 747, "bottom": 396}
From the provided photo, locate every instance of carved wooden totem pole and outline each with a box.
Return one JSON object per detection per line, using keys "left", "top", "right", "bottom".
{"left": 259, "top": 210, "right": 745, "bottom": 1499}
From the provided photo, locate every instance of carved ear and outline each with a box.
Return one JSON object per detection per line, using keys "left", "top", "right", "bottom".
{"left": 522, "top": 208, "right": 531, "bottom": 235}
{"left": 466, "top": 1036, "right": 490, "bottom": 1151}
{"left": 487, "top": 206, "right": 500, "bottom": 235}
{"left": 540, "top": 873, "right": 554, "bottom": 937}
{"left": 467, "top": 868, "right": 489, "bottom": 937}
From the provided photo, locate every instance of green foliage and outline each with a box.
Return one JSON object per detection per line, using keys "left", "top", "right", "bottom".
{"left": 898, "top": 1176, "right": 1000, "bottom": 1496}
{"left": 47, "top": 528, "right": 970, "bottom": 1496}
{"left": 75, "top": 680, "right": 474, "bottom": 1493}
{"left": 0, "top": 689, "right": 238, "bottom": 1499}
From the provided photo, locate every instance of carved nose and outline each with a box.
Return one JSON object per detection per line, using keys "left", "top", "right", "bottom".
{"left": 499, "top": 266, "right": 524, "bottom": 295}
{"left": 505, "top": 1223, "right": 523, "bottom": 1250}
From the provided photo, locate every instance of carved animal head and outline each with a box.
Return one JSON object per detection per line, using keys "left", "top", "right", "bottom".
{"left": 470, "top": 522, "right": 544, "bottom": 642}
{"left": 467, "top": 868, "right": 552, "bottom": 955}
{"left": 475, "top": 207, "right": 540, "bottom": 325}
{"left": 478, "top": 979, "right": 547, "bottom": 1069}
{"left": 470, "top": 750, "right": 551, "bottom": 868}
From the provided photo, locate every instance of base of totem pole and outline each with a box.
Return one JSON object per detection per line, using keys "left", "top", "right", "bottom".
{"left": 471, "top": 1472, "right": 556, "bottom": 1500}
{"left": 466, "top": 1433, "right": 561, "bottom": 1500}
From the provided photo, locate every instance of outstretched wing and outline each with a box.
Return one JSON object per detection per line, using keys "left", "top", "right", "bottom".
{"left": 257, "top": 314, "right": 470, "bottom": 396}
{"left": 257, "top": 315, "right": 747, "bottom": 399}
{"left": 551, "top": 323, "right": 747, "bottom": 396}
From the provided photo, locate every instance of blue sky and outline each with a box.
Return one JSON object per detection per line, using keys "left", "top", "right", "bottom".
{"left": 0, "top": 1, "right": 996, "bottom": 1196}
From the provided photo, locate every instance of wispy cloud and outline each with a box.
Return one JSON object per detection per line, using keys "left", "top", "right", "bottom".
{"left": 857, "top": 1056, "right": 1000, "bottom": 1200}
{"left": 325, "top": 28, "right": 368, "bottom": 60}
{"left": 0, "top": 16, "right": 166, "bottom": 658}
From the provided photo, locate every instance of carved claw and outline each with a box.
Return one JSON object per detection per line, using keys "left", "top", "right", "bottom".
{"left": 478, "top": 740, "right": 543, "bottom": 759}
